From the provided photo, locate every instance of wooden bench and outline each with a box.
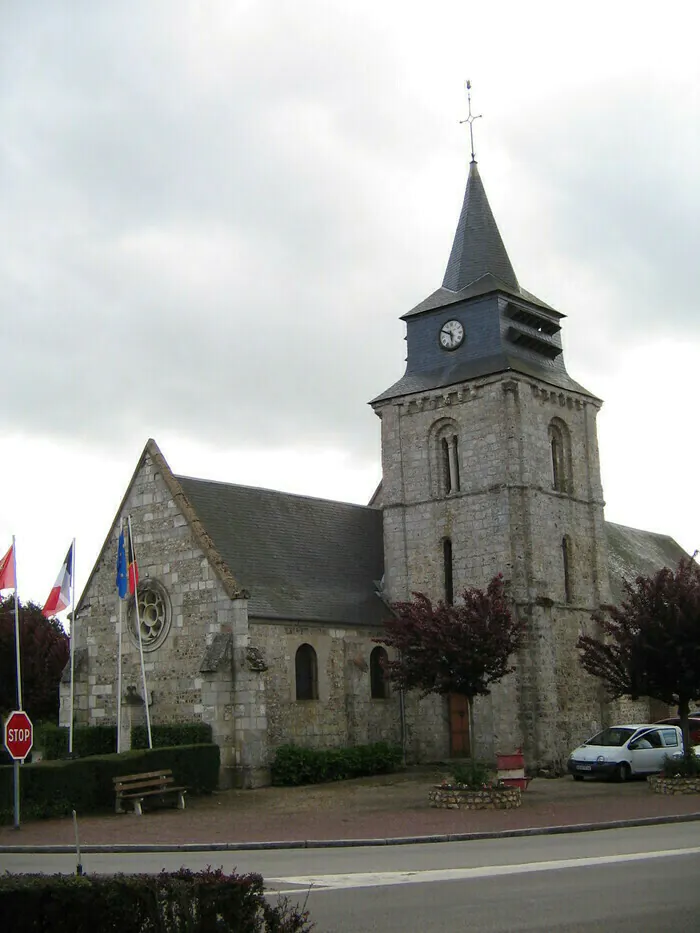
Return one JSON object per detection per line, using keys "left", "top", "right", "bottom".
{"left": 113, "top": 769, "right": 187, "bottom": 816}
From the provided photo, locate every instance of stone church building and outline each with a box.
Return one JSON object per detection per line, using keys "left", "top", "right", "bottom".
{"left": 62, "top": 156, "right": 685, "bottom": 787}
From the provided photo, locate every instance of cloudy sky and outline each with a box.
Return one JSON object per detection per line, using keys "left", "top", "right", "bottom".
{"left": 2, "top": 1, "right": 698, "bottom": 610}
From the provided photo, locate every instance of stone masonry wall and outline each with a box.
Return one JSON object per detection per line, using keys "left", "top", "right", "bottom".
{"left": 375, "top": 370, "right": 613, "bottom": 770}
{"left": 61, "top": 451, "right": 244, "bottom": 785}
{"left": 251, "top": 620, "right": 448, "bottom": 763}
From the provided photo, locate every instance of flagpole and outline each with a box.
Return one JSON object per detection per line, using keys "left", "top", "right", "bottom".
{"left": 11, "top": 536, "right": 22, "bottom": 831}
{"left": 12, "top": 536, "right": 22, "bottom": 711}
{"left": 128, "top": 515, "right": 152, "bottom": 749}
{"left": 116, "top": 522, "right": 123, "bottom": 755}
{"left": 68, "top": 538, "right": 76, "bottom": 756}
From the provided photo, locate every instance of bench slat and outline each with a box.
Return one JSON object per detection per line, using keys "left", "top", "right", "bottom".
{"left": 113, "top": 770, "right": 174, "bottom": 783}
{"left": 115, "top": 777, "right": 175, "bottom": 792}
{"left": 119, "top": 786, "right": 187, "bottom": 799}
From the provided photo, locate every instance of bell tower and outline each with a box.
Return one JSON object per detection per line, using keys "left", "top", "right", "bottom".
{"left": 371, "top": 131, "right": 612, "bottom": 768}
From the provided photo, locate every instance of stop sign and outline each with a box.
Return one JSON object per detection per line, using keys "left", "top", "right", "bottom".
{"left": 4, "top": 710, "right": 33, "bottom": 761}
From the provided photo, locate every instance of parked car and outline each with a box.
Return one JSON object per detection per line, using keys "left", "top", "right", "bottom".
{"left": 654, "top": 713, "right": 700, "bottom": 745}
{"left": 567, "top": 723, "right": 684, "bottom": 782}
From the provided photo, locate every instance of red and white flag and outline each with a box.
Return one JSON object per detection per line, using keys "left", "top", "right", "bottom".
{"left": 0, "top": 543, "right": 15, "bottom": 590}
{"left": 43, "top": 543, "right": 74, "bottom": 617}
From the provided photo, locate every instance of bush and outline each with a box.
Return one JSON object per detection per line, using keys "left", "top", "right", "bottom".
{"left": 37, "top": 724, "right": 117, "bottom": 760}
{"left": 132, "top": 722, "right": 213, "bottom": 749}
{"left": 37, "top": 722, "right": 214, "bottom": 760}
{"left": 271, "top": 742, "right": 402, "bottom": 786}
{"left": 0, "top": 868, "right": 314, "bottom": 932}
{"left": 450, "top": 759, "right": 493, "bottom": 788}
{"left": 662, "top": 752, "right": 700, "bottom": 778}
{"left": 0, "top": 743, "right": 220, "bottom": 825}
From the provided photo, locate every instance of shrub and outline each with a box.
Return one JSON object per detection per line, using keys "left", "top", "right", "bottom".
{"left": 662, "top": 752, "right": 700, "bottom": 778}
{"left": 37, "top": 724, "right": 117, "bottom": 760}
{"left": 132, "top": 722, "right": 213, "bottom": 749}
{"left": 0, "top": 868, "right": 314, "bottom": 932}
{"left": 450, "top": 759, "right": 493, "bottom": 788}
{"left": 37, "top": 722, "right": 213, "bottom": 760}
{"left": 271, "top": 742, "right": 402, "bottom": 786}
{"left": 0, "top": 743, "right": 220, "bottom": 825}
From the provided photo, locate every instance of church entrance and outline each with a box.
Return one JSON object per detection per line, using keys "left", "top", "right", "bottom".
{"left": 448, "top": 693, "right": 471, "bottom": 757}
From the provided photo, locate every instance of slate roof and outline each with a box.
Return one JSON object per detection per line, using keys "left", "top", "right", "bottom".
{"left": 371, "top": 352, "right": 596, "bottom": 405}
{"left": 442, "top": 161, "right": 518, "bottom": 292}
{"left": 605, "top": 521, "right": 689, "bottom": 605}
{"left": 176, "top": 475, "right": 386, "bottom": 626}
{"left": 403, "top": 273, "right": 558, "bottom": 319}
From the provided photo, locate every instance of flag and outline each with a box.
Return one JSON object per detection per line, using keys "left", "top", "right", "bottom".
{"left": 116, "top": 528, "right": 127, "bottom": 599}
{"left": 0, "top": 544, "right": 15, "bottom": 590}
{"left": 43, "top": 543, "right": 74, "bottom": 617}
{"left": 127, "top": 523, "right": 139, "bottom": 595}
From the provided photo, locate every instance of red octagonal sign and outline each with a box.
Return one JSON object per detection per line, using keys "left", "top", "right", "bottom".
{"left": 4, "top": 710, "right": 33, "bottom": 761}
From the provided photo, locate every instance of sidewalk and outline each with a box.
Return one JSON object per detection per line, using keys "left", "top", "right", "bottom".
{"left": 2, "top": 768, "right": 699, "bottom": 852}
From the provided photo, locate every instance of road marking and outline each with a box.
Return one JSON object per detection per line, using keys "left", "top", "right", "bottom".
{"left": 266, "top": 846, "right": 700, "bottom": 893}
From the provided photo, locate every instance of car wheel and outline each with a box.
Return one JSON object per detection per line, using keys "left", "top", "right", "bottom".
{"left": 573, "top": 774, "right": 584, "bottom": 782}
{"left": 616, "top": 762, "right": 631, "bottom": 783}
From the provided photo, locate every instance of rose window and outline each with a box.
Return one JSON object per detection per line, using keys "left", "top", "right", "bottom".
{"left": 128, "top": 580, "right": 171, "bottom": 651}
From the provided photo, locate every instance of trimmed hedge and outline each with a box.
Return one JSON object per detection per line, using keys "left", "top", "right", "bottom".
{"left": 0, "top": 743, "right": 220, "bottom": 824}
{"left": 132, "top": 722, "right": 213, "bottom": 749}
{"left": 271, "top": 742, "right": 403, "bottom": 786}
{"left": 37, "top": 722, "right": 214, "bottom": 760}
{"left": 38, "top": 724, "right": 117, "bottom": 760}
{"left": 0, "top": 868, "right": 314, "bottom": 932}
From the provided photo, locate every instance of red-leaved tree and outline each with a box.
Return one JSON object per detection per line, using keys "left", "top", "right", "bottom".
{"left": 378, "top": 574, "right": 526, "bottom": 739}
{"left": 0, "top": 595, "right": 69, "bottom": 722}
{"left": 578, "top": 557, "right": 700, "bottom": 761}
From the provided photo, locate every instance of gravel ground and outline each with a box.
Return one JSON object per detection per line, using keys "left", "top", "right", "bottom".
{"left": 2, "top": 767, "right": 699, "bottom": 849}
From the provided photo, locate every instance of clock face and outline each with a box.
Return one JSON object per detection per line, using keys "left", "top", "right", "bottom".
{"left": 439, "top": 319, "right": 464, "bottom": 350}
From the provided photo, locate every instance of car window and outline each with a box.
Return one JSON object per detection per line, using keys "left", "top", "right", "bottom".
{"left": 631, "top": 730, "right": 663, "bottom": 749}
{"left": 661, "top": 729, "right": 679, "bottom": 747}
{"left": 586, "top": 728, "right": 635, "bottom": 747}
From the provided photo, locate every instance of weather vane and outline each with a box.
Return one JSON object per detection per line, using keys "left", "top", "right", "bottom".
{"left": 459, "top": 80, "right": 482, "bottom": 163}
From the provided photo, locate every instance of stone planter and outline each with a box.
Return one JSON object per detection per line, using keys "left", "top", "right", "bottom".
{"left": 648, "top": 774, "right": 700, "bottom": 795}
{"left": 429, "top": 785, "right": 522, "bottom": 810}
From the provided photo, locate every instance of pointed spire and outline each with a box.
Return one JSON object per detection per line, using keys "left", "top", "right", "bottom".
{"left": 442, "top": 160, "right": 518, "bottom": 292}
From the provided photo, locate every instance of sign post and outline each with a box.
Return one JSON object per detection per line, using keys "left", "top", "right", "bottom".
{"left": 4, "top": 710, "right": 33, "bottom": 830}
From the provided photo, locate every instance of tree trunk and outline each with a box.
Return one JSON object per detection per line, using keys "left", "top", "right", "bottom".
{"left": 678, "top": 694, "right": 691, "bottom": 761}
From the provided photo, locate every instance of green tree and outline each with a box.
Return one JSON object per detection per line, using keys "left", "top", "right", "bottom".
{"left": 377, "top": 575, "right": 526, "bottom": 743}
{"left": 578, "top": 557, "right": 700, "bottom": 761}
{"left": 0, "top": 595, "right": 69, "bottom": 721}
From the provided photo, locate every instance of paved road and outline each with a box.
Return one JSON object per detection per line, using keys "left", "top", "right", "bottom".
{"left": 2, "top": 822, "right": 700, "bottom": 931}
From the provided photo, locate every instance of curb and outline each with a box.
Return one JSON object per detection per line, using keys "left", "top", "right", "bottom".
{"left": 2, "top": 811, "right": 700, "bottom": 855}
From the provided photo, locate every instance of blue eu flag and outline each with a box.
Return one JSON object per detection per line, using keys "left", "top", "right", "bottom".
{"left": 116, "top": 530, "right": 128, "bottom": 599}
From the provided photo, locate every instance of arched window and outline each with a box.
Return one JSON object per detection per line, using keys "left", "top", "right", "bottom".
{"left": 430, "top": 419, "right": 462, "bottom": 497}
{"left": 295, "top": 644, "right": 318, "bottom": 700}
{"left": 562, "top": 536, "right": 573, "bottom": 603}
{"left": 443, "top": 537, "right": 454, "bottom": 605}
{"left": 548, "top": 418, "right": 572, "bottom": 493}
{"left": 441, "top": 435, "right": 460, "bottom": 493}
{"left": 370, "top": 646, "right": 390, "bottom": 699}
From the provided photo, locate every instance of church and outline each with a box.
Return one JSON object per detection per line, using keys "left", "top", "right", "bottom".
{"left": 62, "top": 149, "right": 686, "bottom": 787}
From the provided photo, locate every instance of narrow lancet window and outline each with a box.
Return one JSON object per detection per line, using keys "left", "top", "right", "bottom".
{"left": 562, "top": 536, "right": 573, "bottom": 603}
{"left": 443, "top": 537, "right": 454, "bottom": 605}
{"left": 370, "top": 646, "right": 390, "bottom": 699}
{"left": 295, "top": 644, "right": 318, "bottom": 700}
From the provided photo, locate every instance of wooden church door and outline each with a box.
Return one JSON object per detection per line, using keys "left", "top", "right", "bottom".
{"left": 449, "top": 693, "right": 471, "bottom": 757}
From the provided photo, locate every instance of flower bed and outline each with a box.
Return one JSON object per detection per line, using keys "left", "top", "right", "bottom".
{"left": 648, "top": 774, "right": 700, "bottom": 795}
{"left": 429, "top": 784, "right": 522, "bottom": 810}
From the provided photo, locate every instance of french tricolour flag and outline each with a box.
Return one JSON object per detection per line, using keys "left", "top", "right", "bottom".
{"left": 42, "top": 543, "right": 74, "bottom": 617}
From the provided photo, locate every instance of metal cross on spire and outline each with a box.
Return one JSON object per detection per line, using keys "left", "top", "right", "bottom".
{"left": 459, "top": 80, "right": 482, "bottom": 163}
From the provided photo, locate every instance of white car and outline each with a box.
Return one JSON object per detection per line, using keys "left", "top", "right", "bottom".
{"left": 567, "top": 723, "right": 685, "bottom": 782}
